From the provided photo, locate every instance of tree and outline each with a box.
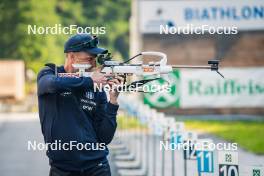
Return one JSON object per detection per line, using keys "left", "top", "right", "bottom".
{"left": 0, "top": 0, "right": 131, "bottom": 73}
{"left": 56, "top": 0, "right": 131, "bottom": 59}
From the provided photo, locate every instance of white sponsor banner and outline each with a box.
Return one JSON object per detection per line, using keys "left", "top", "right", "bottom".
{"left": 139, "top": 0, "right": 264, "bottom": 33}
{"left": 181, "top": 68, "right": 264, "bottom": 108}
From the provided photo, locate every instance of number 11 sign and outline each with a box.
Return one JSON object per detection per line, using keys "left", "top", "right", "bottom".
{"left": 197, "top": 150, "right": 214, "bottom": 173}
{"left": 196, "top": 139, "right": 214, "bottom": 175}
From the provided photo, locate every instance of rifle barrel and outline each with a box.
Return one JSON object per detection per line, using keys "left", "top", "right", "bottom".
{"left": 171, "top": 65, "right": 211, "bottom": 69}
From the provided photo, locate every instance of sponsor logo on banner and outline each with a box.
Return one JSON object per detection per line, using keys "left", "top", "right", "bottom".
{"left": 144, "top": 70, "right": 180, "bottom": 108}
{"left": 143, "top": 68, "right": 264, "bottom": 108}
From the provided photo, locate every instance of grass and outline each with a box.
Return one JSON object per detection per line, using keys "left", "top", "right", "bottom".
{"left": 117, "top": 115, "right": 144, "bottom": 130}
{"left": 184, "top": 120, "right": 264, "bottom": 154}
{"left": 116, "top": 114, "right": 264, "bottom": 154}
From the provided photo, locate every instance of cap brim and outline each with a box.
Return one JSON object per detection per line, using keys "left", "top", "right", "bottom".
{"left": 84, "top": 47, "right": 108, "bottom": 55}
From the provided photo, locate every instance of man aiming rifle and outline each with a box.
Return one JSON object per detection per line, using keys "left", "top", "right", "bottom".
{"left": 37, "top": 34, "right": 122, "bottom": 176}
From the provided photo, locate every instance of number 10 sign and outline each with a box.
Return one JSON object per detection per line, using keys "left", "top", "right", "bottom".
{"left": 218, "top": 151, "right": 239, "bottom": 176}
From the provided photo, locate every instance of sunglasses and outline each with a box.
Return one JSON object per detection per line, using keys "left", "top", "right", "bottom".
{"left": 69, "top": 36, "right": 99, "bottom": 49}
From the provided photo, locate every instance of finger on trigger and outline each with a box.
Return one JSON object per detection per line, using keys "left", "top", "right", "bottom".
{"left": 112, "top": 79, "right": 119, "bottom": 85}
{"left": 117, "top": 76, "right": 124, "bottom": 82}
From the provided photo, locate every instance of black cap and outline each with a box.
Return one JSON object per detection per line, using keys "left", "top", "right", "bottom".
{"left": 64, "top": 34, "right": 107, "bottom": 55}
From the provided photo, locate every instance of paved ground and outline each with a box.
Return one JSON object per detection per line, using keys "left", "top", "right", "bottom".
{"left": 0, "top": 113, "right": 49, "bottom": 176}
{"left": 0, "top": 113, "right": 117, "bottom": 176}
{"left": 0, "top": 113, "right": 263, "bottom": 176}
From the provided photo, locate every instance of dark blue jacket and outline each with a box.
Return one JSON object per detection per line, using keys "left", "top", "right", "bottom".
{"left": 37, "top": 65, "right": 118, "bottom": 171}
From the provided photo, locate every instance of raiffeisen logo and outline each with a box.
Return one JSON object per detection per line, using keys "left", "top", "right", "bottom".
{"left": 144, "top": 68, "right": 264, "bottom": 108}
{"left": 188, "top": 79, "right": 264, "bottom": 96}
{"left": 144, "top": 70, "right": 181, "bottom": 108}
